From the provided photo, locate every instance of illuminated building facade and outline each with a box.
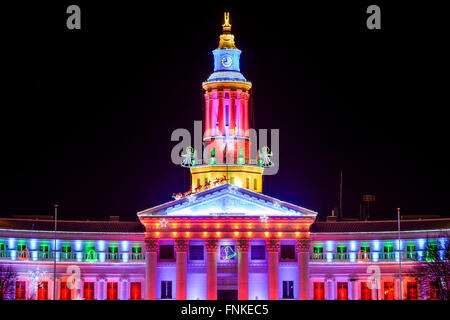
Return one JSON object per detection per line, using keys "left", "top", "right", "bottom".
{"left": 0, "top": 14, "right": 449, "bottom": 301}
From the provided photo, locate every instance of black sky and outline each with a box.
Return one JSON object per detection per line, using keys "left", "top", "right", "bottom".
{"left": 2, "top": 1, "right": 448, "bottom": 222}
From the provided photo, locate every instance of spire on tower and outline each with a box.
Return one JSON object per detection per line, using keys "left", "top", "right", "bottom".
{"left": 222, "top": 12, "right": 231, "bottom": 32}
{"left": 217, "top": 12, "right": 237, "bottom": 49}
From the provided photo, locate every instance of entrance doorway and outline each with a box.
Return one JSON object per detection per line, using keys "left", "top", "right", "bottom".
{"left": 217, "top": 290, "right": 238, "bottom": 300}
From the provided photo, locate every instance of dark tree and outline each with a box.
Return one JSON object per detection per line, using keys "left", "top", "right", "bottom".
{"left": 0, "top": 265, "right": 17, "bottom": 300}
{"left": 415, "top": 236, "right": 450, "bottom": 300}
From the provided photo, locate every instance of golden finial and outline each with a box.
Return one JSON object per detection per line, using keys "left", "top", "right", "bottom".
{"left": 218, "top": 12, "right": 237, "bottom": 49}
{"left": 222, "top": 12, "right": 231, "bottom": 32}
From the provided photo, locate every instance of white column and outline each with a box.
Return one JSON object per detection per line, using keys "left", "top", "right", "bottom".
{"left": 97, "top": 276, "right": 106, "bottom": 300}
{"left": 353, "top": 280, "right": 360, "bottom": 300}
{"left": 120, "top": 278, "right": 129, "bottom": 300}
{"left": 326, "top": 277, "right": 335, "bottom": 300}
{"left": 348, "top": 279, "right": 355, "bottom": 300}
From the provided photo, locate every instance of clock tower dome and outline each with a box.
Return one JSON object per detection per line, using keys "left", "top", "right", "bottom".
{"left": 188, "top": 13, "right": 265, "bottom": 193}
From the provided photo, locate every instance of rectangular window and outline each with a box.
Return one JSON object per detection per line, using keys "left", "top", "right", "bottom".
{"left": 84, "top": 282, "right": 95, "bottom": 300}
{"left": 246, "top": 178, "right": 249, "bottom": 189}
{"left": 225, "top": 105, "right": 229, "bottom": 126}
{"left": 130, "top": 282, "right": 141, "bottom": 300}
{"left": 85, "top": 246, "right": 97, "bottom": 261}
{"left": 253, "top": 179, "right": 257, "bottom": 190}
{"left": 60, "top": 281, "right": 72, "bottom": 300}
{"left": 384, "top": 282, "right": 395, "bottom": 300}
{"left": 189, "top": 245, "right": 204, "bottom": 260}
{"left": 197, "top": 178, "right": 201, "bottom": 187}
{"left": 132, "top": 246, "right": 143, "bottom": 260}
{"left": 406, "top": 245, "right": 416, "bottom": 259}
{"left": 360, "top": 281, "right": 372, "bottom": 300}
{"left": 0, "top": 243, "right": 5, "bottom": 251}
{"left": 383, "top": 245, "right": 394, "bottom": 260}
{"left": 314, "top": 282, "right": 325, "bottom": 300}
{"left": 161, "top": 281, "right": 172, "bottom": 299}
{"left": 39, "top": 244, "right": 50, "bottom": 259}
{"left": 37, "top": 281, "right": 48, "bottom": 300}
{"left": 337, "top": 282, "right": 348, "bottom": 300}
{"left": 108, "top": 246, "right": 119, "bottom": 260}
{"left": 312, "top": 246, "right": 324, "bottom": 260}
{"left": 336, "top": 246, "right": 348, "bottom": 260}
{"left": 15, "top": 281, "right": 26, "bottom": 300}
{"left": 429, "top": 281, "right": 438, "bottom": 300}
{"left": 407, "top": 281, "right": 418, "bottom": 300}
{"left": 280, "top": 245, "right": 296, "bottom": 260}
{"left": 251, "top": 245, "right": 266, "bottom": 260}
{"left": 282, "top": 281, "right": 294, "bottom": 299}
{"left": 61, "top": 245, "right": 72, "bottom": 260}
{"left": 359, "top": 246, "right": 371, "bottom": 260}
{"left": 107, "top": 282, "right": 118, "bottom": 300}
{"left": 159, "top": 245, "right": 175, "bottom": 260}
{"left": 17, "top": 244, "right": 27, "bottom": 251}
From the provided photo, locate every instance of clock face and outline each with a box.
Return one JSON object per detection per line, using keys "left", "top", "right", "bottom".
{"left": 221, "top": 55, "right": 233, "bottom": 68}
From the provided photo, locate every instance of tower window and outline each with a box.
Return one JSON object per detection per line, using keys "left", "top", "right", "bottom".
{"left": 225, "top": 105, "right": 229, "bottom": 126}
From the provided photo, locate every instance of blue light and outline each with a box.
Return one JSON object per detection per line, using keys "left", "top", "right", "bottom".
{"left": 395, "top": 252, "right": 400, "bottom": 262}
{"left": 326, "top": 241, "right": 334, "bottom": 252}
{"left": 326, "top": 252, "right": 333, "bottom": 263}
{"left": 99, "top": 252, "right": 105, "bottom": 262}
{"left": 76, "top": 252, "right": 82, "bottom": 262}
{"left": 52, "top": 239, "right": 60, "bottom": 251}
{"left": 32, "top": 251, "right": 38, "bottom": 261}
{"left": 30, "top": 239, "right": 37, "bottom": 250}
{"left": 11, "top": 250, "right": 17, "bottom": 260}
{"left": 75, "top": 240, "right": 82, "bottom": 251}
{"left": 372, "top": 240, "right": 380, "bottom": 251}
{"left": 8, "top": 238, "right": 15, "bottom": 250}
{"left": 417, "top": 239, "right": 426, "bottom": 250}
{"left": 372, "top": 252, "right": 379, "bottom": 262}
{"left": 395, "top": 239, "right": 403, "bottom": 251}
{"left": 122, "top": 253, "right": 129, "bottom": 263}
{"left": 121, "top": 241, "right": 129, "bottom": 252}
{"left": 350, "top": 252, "right": 356, "bottom": 262}
{"left": 438, "top": 238, "right": 447, "bottom": 249}
{"left": 349, "top": 241, "right": 357, "bottom": 252}
{"left": 97, "top": 240, "right": 105, "bottom": 251}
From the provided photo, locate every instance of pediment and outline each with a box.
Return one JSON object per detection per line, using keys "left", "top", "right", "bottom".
{"left": 138, "top": 184, "right": 317, "bottom": 218}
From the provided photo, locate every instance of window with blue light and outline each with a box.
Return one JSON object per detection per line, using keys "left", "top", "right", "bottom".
{"left": 189, "top": 245, "right": 204, "bottom": 260}
{"left": 251, "top": 245, "right": 266, "bottom": 260}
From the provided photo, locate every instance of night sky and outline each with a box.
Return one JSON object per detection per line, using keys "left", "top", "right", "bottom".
{"left": 2, "top": 1, "right": 448, "bottom": 222}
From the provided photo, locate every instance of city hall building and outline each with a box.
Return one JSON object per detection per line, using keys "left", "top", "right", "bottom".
{"left": 0, "top": 14, "right": 449, "bottom": 301}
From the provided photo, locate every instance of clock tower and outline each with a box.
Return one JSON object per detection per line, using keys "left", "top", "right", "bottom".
{"left": 189, "top": 12, "right": 265, "bottom": 193}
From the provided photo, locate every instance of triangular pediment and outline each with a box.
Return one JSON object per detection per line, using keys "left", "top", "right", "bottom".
{"left": 138, "top": 184, "right": 317, "bottom": 218}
